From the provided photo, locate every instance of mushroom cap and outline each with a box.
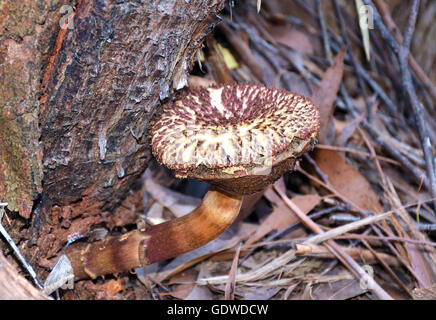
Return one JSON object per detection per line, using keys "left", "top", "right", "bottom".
{"left": 151, "top": 83, "right": 320, "bottom": 194}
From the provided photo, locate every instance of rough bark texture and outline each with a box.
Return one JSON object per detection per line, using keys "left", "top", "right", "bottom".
{"left": 33, "top": 0, "right": 224, "bottom": 266}
{"left": 0, "top": 0, "right": 69, "bottom": 218}
{"left": 0, "top": 0, "right": 225, "bottom": 297}
{"left": 40, "top": 0, "right": 222, "bottom": 211}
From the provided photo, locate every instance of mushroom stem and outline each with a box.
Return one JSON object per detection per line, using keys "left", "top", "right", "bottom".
{"left": 66, "top": 189, "right": 242, "bottom": 279}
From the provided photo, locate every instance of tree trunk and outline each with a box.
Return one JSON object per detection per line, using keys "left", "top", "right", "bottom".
{"left": 0, "top": 0, "right": 224, "bottom": 298}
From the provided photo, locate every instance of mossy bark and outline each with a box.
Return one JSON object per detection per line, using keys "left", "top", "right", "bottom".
{"left": 0, "top": 0, "right": 69, "bottom": 217}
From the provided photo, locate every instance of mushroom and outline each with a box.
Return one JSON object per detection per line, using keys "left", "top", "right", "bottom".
{"left": 65, "top": 83, "right": 320, "bottom": 279}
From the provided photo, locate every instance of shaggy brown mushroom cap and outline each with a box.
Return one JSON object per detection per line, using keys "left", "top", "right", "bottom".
{"left": 151, "top": 83, "right": 320, "bottom": 194}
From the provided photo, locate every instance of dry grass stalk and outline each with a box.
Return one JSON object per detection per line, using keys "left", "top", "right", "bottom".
{"left": 295, "top": 243, "right": 399, "bottom": 267}
{"left": 198, "top": 190, "right": 394, "bottom": 301}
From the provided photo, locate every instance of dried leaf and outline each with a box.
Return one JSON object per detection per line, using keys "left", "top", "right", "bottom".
{"left": 145, "top": 202, "right": 164, "bottom": 220}
{"left": 225, "top": 243, "right": 242, "bottom": 300}
{"left": 385, "top": 180, "right": 436, "bottom": 287}
{"left": 334, "top": 114, "right": 365, "bottom": 147}
{"left": 311, "top": 47, "right": 347, "bottom": 143}
{"left": 168, "top": 284, "right": 196, "bottom": 300}
{"left": 43, "top": 255, "right": 74, "bottom": 295}
{"left": 145, "top": 177, "right": 200, "bottom": 218}
{"left": 266, "top": 24, "right": 313, "bottom": 54}
{"left": 216, "top": 43, "right": 239, "bottom": 70}
{"left": 312, "top": 278, "right": 366, "bottom": 300}
{"left": 246, "top": 194, "right": 321, "bottom": 245}
{"left": 168, "top": 269, "right": 198, "bottom": 285}
{"left": 313, "top": 148, "right": 383, "bottom": 213}
{"left": 167, "top": 270, "right": 198, "bottom": 300}
{"left": 185, "top": 264, "right": 214, "bottom": 300}
{"left": 282, "top": 282, "right": 299, "bottom": 300}
{"left": 243, "top": 287, "right": 281, "bottom": 300}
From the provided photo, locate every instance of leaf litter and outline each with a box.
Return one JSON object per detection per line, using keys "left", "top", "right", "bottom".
{"left": 12, "top": 0, "right": 436, "bottom": 300}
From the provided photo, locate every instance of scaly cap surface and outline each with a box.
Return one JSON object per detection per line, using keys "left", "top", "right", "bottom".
{"left": 151, "top": 83, "right": 319, "bottom": 189}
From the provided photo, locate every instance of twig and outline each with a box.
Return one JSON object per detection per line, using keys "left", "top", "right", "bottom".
{"left": 273, "top": 186, "right": 393, "bottom": 300}
{"left": 315, "top": 144, "right": 400, "bottom": 166}
{"left": 298, "top": 0, "right": 398, "bottom": 115}
{"left": 225, "top": 243, "right": 241, "bottom": 300}
{"left": 364, "top": 122, "right": 429, "bottom": 190}
{"left": 372, "top": 0, "right": 436, "bottom": 103}
{"left": 332, "top": 0, "right": 372, "bottom": 122}
{"left": 328, "top": 38, "right": 398, "bottom": 115}
{"left": 315, "top": 0, "right": 333, "bottom": 65}
{"left": 303, "top": 154, "right": 331, "bottom": 185}
{"left": 334, "top": 233, "right": 436, "bottom": 248}
{"left": 385, "top": 178, "right": 436, "bottom": 286}
{"left": 238, "top": 205, "right": 345, "bottom": 266}
{"left": 359, "top": 238, "right": 412, "bottom": 297}
{"left": 371, "top": 126, "right": 425, "bottom": 166}
{"left": 362, "top": 0, "right": 436, "bottom": 210}
{"left": 416, "top": 223, "right": 436, "bottom": 232}
{"left": 358, "top": 127, "right": 387, "bottom": 186}
{"left": 197, "top": 198, "right": 431, "bottom": 293}
{"left": 0, "top": 203, "right": 42, "bottom": 289}
{"left": 398, "top": 0, "right": 436, "bottom": 210}
{"left": 298, "top": 166, "right": 431, "bottom": 283}
{"left": 304, "top": 211, "right": 391, "bottom": 245}
{"left": 295, "top": 243, "right": 399, "bottom": 267}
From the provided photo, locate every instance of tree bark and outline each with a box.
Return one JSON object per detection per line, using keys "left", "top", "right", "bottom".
{"left": 0, "top": 0, "right": 62, "bottom": 218}
{"left": 0, "top": 0, "right": 224, "bottom": 298}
